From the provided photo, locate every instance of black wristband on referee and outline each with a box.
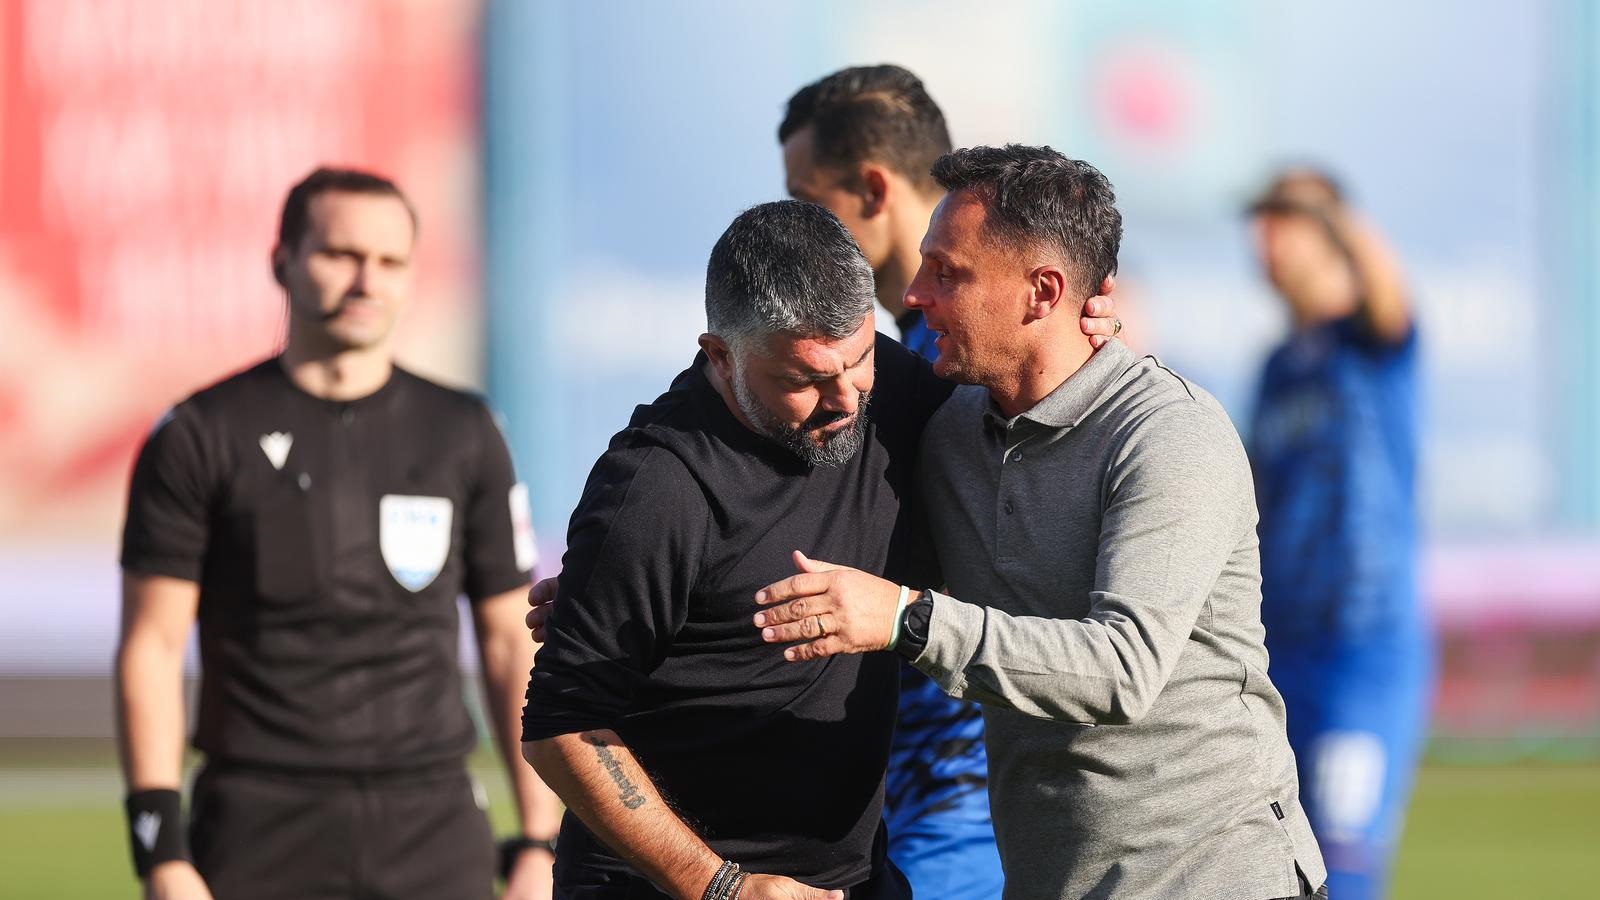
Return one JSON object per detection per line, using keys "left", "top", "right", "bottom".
{"left": 498, "top": 835, "right": 556, "bottom": 880}
{"left": 124, "top": 789, "right": 188, "bottom": 877}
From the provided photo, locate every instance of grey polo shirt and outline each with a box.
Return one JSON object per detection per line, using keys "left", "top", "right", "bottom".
{"left": 913, "top": 340, "right": 1325, "bottom": 899}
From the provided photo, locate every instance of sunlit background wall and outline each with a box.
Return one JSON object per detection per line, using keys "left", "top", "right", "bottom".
{"left": 482, "top": 0, "right": 1600, "bottom": 764}
{"left": 1, "top": 0, "right": 1596, "bottom": 895}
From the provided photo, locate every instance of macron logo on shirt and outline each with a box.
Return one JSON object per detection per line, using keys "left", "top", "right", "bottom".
{"left": 133, "top": 811, "right": 161, "bottom": 852}
{"left": 259, "top": 432, "right": 293, "bottom": 470}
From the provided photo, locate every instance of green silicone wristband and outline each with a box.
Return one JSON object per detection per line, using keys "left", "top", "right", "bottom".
{"left": 886, "top": 585, "right": 911, "bottom": 650}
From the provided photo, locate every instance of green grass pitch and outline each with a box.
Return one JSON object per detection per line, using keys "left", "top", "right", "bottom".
{"left": 0, "top": 754, "right": 1594, "bottom": 899}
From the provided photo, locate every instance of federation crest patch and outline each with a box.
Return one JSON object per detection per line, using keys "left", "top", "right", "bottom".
{"left": 379, "top": 495, "right": 453, "bottom": 591}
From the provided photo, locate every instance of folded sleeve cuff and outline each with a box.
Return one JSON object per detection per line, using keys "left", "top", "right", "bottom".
{"left": 910, "top": 589, "right": 984, "bottom": 697}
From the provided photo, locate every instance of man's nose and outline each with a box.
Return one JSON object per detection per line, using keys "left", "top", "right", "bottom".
{"left": 350, "top": 258, "right": 378, "bottom": 296}
{"left": 820, "top": 378, "right": 859, "bottom": 415}
{"left": 903, "top": 281, "right": 928, "bottom": 310}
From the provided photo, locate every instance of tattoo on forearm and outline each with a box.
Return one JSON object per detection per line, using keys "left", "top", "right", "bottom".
{"left": 584, "top": 733, "right": 647, "bottom": 810}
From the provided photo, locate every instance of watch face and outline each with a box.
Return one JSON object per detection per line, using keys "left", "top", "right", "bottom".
{"left": 897, "top": 593, "right": 934, "bottom": 656}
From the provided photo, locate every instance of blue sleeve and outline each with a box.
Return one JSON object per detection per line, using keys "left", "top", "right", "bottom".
{"left": 1334, "top": 313, "right": 1418, "bottom": 358}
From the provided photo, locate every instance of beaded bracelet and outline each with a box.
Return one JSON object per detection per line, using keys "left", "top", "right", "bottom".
{"left": 703, "top": 860, "right": 740, "bottom": 900}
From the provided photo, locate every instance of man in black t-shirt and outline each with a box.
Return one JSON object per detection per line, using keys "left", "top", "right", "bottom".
{"left": 522, "top": 202, "right": 951, "bottom": 900}
{"left": 117, "top": 167, "right": 559, "bottom": 900}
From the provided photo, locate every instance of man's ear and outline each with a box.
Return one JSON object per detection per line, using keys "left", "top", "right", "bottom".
{"left": 1024, "top": 264, "right": 1071, "bottom": 321}
{"left": 698, "top": 333, "right": 735, "bottom": 380}
{"left": 271, "top": 245, "right": 289, "bottom": 287}
{"left": 857, "top": 165, "right": 890, "bottom": 219}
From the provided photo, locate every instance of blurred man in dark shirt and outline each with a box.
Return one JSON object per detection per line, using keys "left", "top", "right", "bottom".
{"left": 117, "top": 167, "right": 559, "bottom": 900}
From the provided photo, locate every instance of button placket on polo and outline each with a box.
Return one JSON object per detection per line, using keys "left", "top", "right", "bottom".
{"left": 995, "top": 423, "right": 1031, "bottom": 560}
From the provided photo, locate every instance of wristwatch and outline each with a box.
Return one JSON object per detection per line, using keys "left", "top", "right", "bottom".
{"left": 893, "top": 590, "right": 933, "bottom": 660}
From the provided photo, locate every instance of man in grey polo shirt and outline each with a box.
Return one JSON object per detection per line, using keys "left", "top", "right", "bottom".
{"left": 753, "top": 145, "right": 1327, "bottom": 899}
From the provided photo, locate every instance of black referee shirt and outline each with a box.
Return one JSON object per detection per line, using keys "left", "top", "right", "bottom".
{"left": 523, "top": 334, "right": 952, "bottom": 891}
{"left": 122, "top": 359, "right": 534, "bottom": 773}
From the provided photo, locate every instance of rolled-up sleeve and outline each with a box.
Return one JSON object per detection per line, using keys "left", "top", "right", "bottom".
{"left": 521, "top": 445, "right": 708, "bottom": 741}
{"left": 913, "top": 402, "right": 1256, "bottom": 725}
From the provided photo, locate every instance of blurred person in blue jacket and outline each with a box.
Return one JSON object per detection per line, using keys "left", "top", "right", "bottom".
{"left": 1246, "top": 168, "right": 1435, "bottom": 900}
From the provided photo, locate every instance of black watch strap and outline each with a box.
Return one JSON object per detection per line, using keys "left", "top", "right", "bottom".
{"left": 894, "top": 590, "right": 933, "bottom": 659}
{"left": 498, "top": 835, "right": 556, "bottom": 880}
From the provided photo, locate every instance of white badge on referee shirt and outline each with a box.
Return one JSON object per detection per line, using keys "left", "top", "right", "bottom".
{"left": 379, "top": 495, "right": 453, "bottom": 591}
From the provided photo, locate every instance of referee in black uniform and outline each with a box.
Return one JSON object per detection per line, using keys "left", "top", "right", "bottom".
{"left": 115, "top": 167, "right": 559, "bottom": 900}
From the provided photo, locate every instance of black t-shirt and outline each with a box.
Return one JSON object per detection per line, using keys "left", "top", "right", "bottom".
{"left": 122, "top": 358, "right": 535, "bottom": 773}
{"left": 522, "top": 334, "right": 951, "bottom": 892}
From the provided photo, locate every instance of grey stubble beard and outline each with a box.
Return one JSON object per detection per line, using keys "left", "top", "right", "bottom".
{"left": 731, "top": 359, "right": 870, "bottom": 468}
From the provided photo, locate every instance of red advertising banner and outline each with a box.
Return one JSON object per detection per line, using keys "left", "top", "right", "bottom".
{"left": 0, "top": 0, "right": 484, "bottom": 539}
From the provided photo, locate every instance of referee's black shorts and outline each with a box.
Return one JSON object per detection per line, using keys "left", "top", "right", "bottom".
{"left": 188, "top": 760, "right": 495, "bottom": 900}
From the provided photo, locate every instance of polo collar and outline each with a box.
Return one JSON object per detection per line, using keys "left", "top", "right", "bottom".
{"left": 983, "top": 339, "right": 1136, "bottom": 432}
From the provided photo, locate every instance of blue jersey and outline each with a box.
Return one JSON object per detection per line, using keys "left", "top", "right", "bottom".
{"left": 887, "top": 308, "right": 995, "bottom": 836}
{"left": 887, "top": 661, "right": 989, "bottom": 824}
{"left": 1249, "top": 316, "right": 1421, "bottom": 644}
{"left": 897, "top": 309, "right": 940, "bottom": 361}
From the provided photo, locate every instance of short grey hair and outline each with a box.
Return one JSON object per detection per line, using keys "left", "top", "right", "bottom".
{"left": 705, "top": 200, "right": 875, "bottom": 351}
